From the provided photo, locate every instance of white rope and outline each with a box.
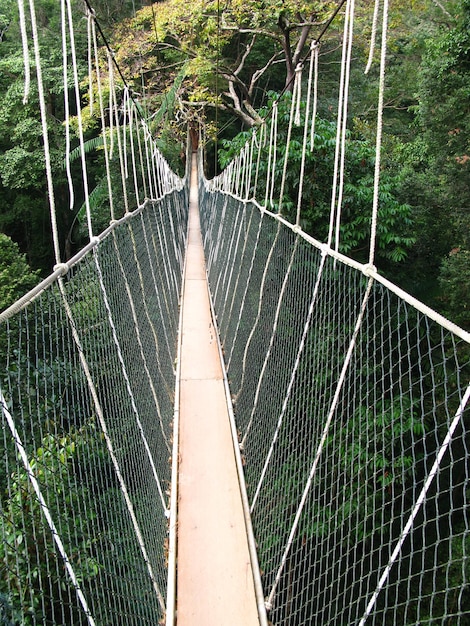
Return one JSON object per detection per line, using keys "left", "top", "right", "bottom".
{"left": 294, "top": 64, "right": 303, "bottom": 127}
{"left": 326, "top": 0, "right": 353, "bottom": 249}
{"left": 65, "top": 0, "right": 93, "bottom": 240}
{"left": 242, "top": 237, "right": 299, "bottom": 447}
{"left": 142, "top": 124, "right": 156, "bottom": 198}
{"left": 365, "top": 0, "right": 381, "bottom": 75}
{"left": 310, "top": 41, "right": 320, "bottom": 151}
{"left": 17, "top": 0, "right": 30, "bottom": 104}
{"left": 369, "top": 0, "right": 389, "bottom": 266}
{"left": 122, "top": 86, "right": 130, "bottom": 180}
{"left": 224, "top": 204, "right": 256, "bottom": 333}
{"left": 334, "top": 0, "right": 355, "bottom": 255}
{"left": 296, "top": 44, "right": 316, "bottom": 226}
{"left": 56, "top": 277, "right": 166, "bottom": 612}
{"left": 0, "top": 390, "right": 97, "bottom": 626}
{"left": 278, "top": 66, "right": 302, "bottom": 215}
{"left": 265, "top": 101, "right": 278, "bottom": 208}
{"left": 227, "top": 211, "right": 265, "bottom": 370}
{"left": 28, "top": 0, "right": 60, "bottom": 264}
{"left": 234, "top": 222, "right": 281, "bottom": 405}
{"left": 128, "top": 103, "right": 141, "bottom": 205}
{"left": 266, "top": 275, "right": 374, "bottom": 611}
{"left": 214, "top": 205, "right": 243, "bottom": 307}
{"left": 252, "top": 122, "right": 266, "bottom": 199}
{"left": 139, "top": 211, "right": 177, "bottom": 364}
{"left": 87, "top": 10, "right": 94, "bottom": 117}
{"left": 92, "top": 14, "right": 115, "bottom": 220}
{"left": 115, "top": 225, "right": 172, "bottom": 447}
{"left": 250, "top": 247, "right": 328, "bottom": 512}
{"left": 358, "top": 382, "right": 470, "bottom": 625}
{"left": 111, "top": 73, "right": 129, "bottom": 213}
{"left": 62, "top": 0, "right": 74, "bottom": 210}
{"left": 136, "top": 120, "right": 148, "bottom": 200}
{"left": 93, "top": 249, "right": 169, "bottom": 512}
{"left": 108, "top": 52, "right": 115, "bottom": 159}
{"left": 245, "top": 133, "right": 256, "bottom": 200}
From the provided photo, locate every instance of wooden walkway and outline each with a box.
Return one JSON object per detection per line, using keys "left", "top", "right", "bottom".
{"left": 176, "top": 155, "right": 261, "bottom": 625}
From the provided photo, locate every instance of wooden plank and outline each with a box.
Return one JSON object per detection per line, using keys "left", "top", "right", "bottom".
{"left": 176, "top": 156, "right": 260, "bottom": 625}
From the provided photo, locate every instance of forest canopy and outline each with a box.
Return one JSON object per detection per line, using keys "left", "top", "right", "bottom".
{"left": 0, "top": 0, "right": 468, "bottom": 328}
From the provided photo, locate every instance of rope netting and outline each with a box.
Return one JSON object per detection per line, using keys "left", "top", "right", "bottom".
{"left": 200, "top": 186, "right": 470, "bottom": 624}
{"left": 199, "top": 0, "right": 470, "bottom": 623}
{"left": 1, "top": 197, "right": 187, "bottom": 624}
{"left": 0, "top": 1, "right": 188, "bottom": 624}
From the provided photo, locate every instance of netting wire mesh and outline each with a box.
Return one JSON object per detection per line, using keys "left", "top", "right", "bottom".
{"left": 199, "top": 184, "right": 470, "bottom": 626}
{"left": 0, "top": 191, "right": 188, "bottom": 625}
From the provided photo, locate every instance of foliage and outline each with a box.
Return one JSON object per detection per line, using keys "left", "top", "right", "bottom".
{"left": 0, "top": 0, "right": 90, "bottom": 272}
{"left": 438, "top": 248, "right": 470, "bottom": 329}
{"left": 0, "top": 428, "right": 100, "bottom": 625}
{"left": 112, "top": 0, "right": 336, "bottom": 128}
{"left": 0, "top": 234, "right": 39, "bottom": 313}
{"left": 219, "top": 92, "right": 415, "bottom": 267}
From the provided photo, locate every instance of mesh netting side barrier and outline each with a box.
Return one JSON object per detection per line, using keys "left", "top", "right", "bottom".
{"left": 0, "top": 191, "right": 187, "bottom": 625}
{"left": 199, "top": 185, "right": 470, "bottom": 626}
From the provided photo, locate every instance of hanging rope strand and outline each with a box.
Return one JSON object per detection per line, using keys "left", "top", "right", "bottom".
{"left": 327, "top": 0, "right": 353, "bottom": 249}
{"left": 334, "top": 0, "right": 356, "bottom": 255}
{"left": 369, "top": 0, "right": 389, "bottom": 266}
{"left": 66, "top": 0, "right": 93, "bottom": 240}
{"left": 17, "top": 0, "right": 31, "bottom": 103}
{"left": 28, "top": 0, "right": 61, "bottom": 264}
{"left": 62, "top": 0, "right": 74, "bottom": 210}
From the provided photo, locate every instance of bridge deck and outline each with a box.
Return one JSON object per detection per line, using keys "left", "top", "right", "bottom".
{"left": 176, "top": 155, "right": 260, "bottom": 625}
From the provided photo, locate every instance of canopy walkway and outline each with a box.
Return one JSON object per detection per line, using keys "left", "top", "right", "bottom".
{"left": 176, "top": 155, "right": 261, "bottom": 624}
{"left": 1, "top": 1, "right": 470, "bottom": 625}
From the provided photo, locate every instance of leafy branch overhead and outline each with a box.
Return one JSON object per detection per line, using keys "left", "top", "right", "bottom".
{"left": 113, "top": 0, "right": 336, "bottom": 127}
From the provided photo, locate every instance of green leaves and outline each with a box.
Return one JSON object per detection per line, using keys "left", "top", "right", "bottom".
{"left": 219, "top": 92, "right": 415, "bottom": 267}
{"left": 0, "top": 233, "right": 39, "bottom": 312}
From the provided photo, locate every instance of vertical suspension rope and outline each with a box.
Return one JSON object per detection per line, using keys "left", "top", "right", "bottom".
{"left": 264, "top": 101, "right": 278, "bottom": 208}
{"left": 87, "top": 10, "right": 94, "bottom": 117}
{"left": 296, "top": 42, "right": 317, "bottom": 226}
{"left": 334, "top": 0, "right": 355, "bottom": 256}
{"left": 92, "top": 12, "right": 115, "bottom": 220}
{"left": 369, "top": 0, "right": 389, "bottom": 266}
{"left": 17, "top": 0, "right": 31, "bottom": 104}
{"left": 326, "top": 0, "right": 353, "bottom": 250}
{"left": 364, "top": 0, "right": 381, "bottom": 75}
{"left": 56, "top": 277, "right": 167, "bottom": 613}
{"left": 278, "top": 64, "right": 302, "bottom": 216}
{"left": 358, "top": 382, "right": 470, "bottom": 625}
{"left": 1, "top": 391, "right": 97, "bottom": 626}
{"left": 28, "top": 0, "right": 61, "bottom": 265}
{"left": 62, "top": 0, "right": 74, "bottom": 210}
{"left": 265, "top": 275, "right": 375, "bottom": 611}
{"left": 310, "top": 41, "right": 320, "bottom": 151}
{"left": 66, "top": 0, "right": 93, "bottom": 241}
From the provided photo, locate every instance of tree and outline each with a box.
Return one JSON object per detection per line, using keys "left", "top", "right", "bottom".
{"left": 112, "top": 0, "right": 337, "bottom": 129}
{"left": 390, "top": 0, "right": 470, "bottom": 317}
{"left": 0, "top": 234, "right": 39, "bottom": 313}
{"left": 219, "top": 92, "right": 415, "bottom": 267}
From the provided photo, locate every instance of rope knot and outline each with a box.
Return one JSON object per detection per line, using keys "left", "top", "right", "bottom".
{"left": 53, "top": 263, "right": 69, "bottom": 276}
{"left": 362, "top": 262, "right": 377, "bottom": 277}
{"left": 90, "top": 236, "right": 100, "bottom": 247}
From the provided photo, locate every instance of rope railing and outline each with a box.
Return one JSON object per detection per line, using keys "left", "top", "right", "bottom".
{"left": 0, "top": 1, "right": 189, "bottom": 624}
{"left": 2, "top": 0, "right": 470, "bottom": 624}
{"left": 199, "top": 0, "right": 470, "bottom": 623}
{"left": 200, "top": 166, "right": 470, "bottom": 626}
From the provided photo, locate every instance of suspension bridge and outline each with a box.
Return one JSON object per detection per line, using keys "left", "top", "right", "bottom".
{"left": 1, "top": 1, "right": 470, "bottom": 625}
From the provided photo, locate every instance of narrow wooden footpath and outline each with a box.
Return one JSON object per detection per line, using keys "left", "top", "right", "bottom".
{"left": 176, "top": 155, "right": 260, "bottom": 625}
